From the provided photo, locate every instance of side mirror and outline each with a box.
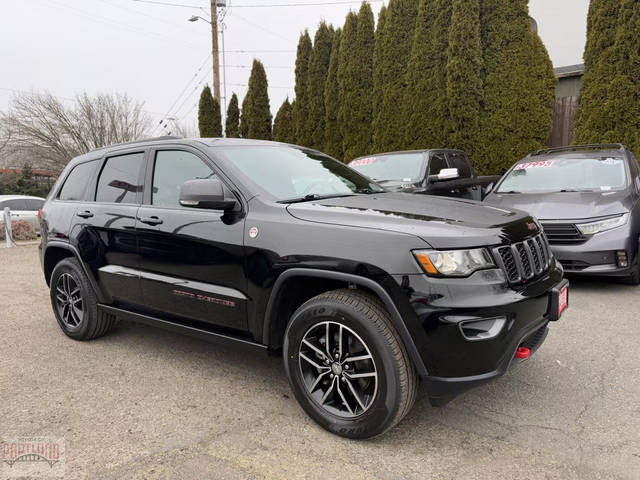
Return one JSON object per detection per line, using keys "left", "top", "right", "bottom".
{"left": 428, "top": 168, "right": 460, "bottom": 183}
{"left": 179, "top": 178, "right": 238, "bottom": 211}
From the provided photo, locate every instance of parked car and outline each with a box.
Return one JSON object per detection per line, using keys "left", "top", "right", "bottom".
{"left": 39, "top": 138, "right": 568, "bottom": 439}
{"left": 484, "top": 144, "right": 640, "bottom": 284}
{"left": 348, "top": 149, "right": 500, "bottom": 201}
{"left": 0, "top": 195, "right": 46, "bottom": 234}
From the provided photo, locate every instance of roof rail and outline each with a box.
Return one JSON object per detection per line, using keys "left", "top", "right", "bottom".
{"left": 528, "top": 144, "right": 625, "bottom": 157}
{"left": 92, "top": 135, "right": 183, "bottom": 151}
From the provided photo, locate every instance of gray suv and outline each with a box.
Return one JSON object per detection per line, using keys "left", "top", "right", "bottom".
{"left": 484, "top": 144, "right": 640, "bottom": 284}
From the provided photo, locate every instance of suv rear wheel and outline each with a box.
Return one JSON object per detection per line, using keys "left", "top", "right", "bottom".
{"left": 50, "top": 258, "right": 115, "bottom": 340}
{"left": 283, "top": 289, "right": 418, "bottom": 439}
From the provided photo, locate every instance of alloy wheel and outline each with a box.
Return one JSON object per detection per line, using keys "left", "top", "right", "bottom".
{"left": 55, "top": 273, "right": 84, "bottom": 328}
{"left": 298, "top": 320, "right": 378, "bottom": 418}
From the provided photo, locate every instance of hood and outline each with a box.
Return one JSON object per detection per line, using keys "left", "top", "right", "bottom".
{"left": 484, "top": 190, "right": 631, "bottom": 221}
{"left": 286, "top": 192, "right": 537, "bottom": 249}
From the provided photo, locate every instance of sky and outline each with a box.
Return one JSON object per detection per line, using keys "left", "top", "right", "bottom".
{"left": 0, "top": 0, "right": 589, "bottom": 136}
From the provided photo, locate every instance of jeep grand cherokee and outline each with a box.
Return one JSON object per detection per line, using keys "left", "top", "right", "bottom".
{"left": 39, "top": 138, "right": 568, "bottom": 439}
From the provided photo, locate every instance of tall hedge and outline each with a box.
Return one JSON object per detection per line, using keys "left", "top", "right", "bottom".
{"left": 575, "top": 0, "right": 640, "bottom": 154}
{"left": 293, "top": 30, "right": 313, "bottom": 146}
{"left": 338, "top": 2, "right": 375, "bottom": 161}
{"left": 372, "top": 5, "right": 387, "bottom": 149}
{"left": 403, "top": 0, "right": 451, "bottom": 150}
{"left": 324, "top": 28, "right": 343, "bottom": 159}
{"left": 446, "top": 0, "right": 483, "bottom": 155}
{"left": 225, "top": 93, "right": 240, "bottom": 138}
{"left": 475, "top": 0, "right": 555, "bottom": 174}
{"left": 198, "top": 85, "right": 222, "bottom": 137}
{"left": 240, "top": 60, "right": 272, "bottom": 140}
{"left": 373, "top": 0, "right": 418, "bottom": 152}
{"left": 305, "top": 22, "right": 334, "bottom": 150}
{"left": 273, "top": 97, "right": 295, "bottom": 143}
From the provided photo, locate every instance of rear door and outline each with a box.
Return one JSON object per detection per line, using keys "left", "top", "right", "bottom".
{"left": 136, "top": 147, "right": 248, "bottom": 332}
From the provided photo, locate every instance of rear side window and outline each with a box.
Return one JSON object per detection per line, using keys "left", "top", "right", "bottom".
{"left": 25, "top": 199, "right": 44, "bottom": 210}
{"left": 152, "top": 150, "right": 216, "bottom": 208}
{"left": 59, "top": 160, "right": 99, "bottom": 201}
{"left": 2, "top": 199, "right": 28, "bottom": 210}
{"left": 96, "top": 153, "right": 145, "bottom": 204}
{"left": 447, "top": 152, "right": 473, "bottom": 178}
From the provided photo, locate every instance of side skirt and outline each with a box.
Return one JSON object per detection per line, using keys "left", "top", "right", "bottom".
{"left": 98, "top": 304, "right": 268, "bottom": 355}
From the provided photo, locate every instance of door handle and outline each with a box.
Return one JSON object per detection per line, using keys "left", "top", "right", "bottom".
{"left": 77, "top": 210, "right": 94, "bottom": 219}
{"left": 139, "top": 216, "right": 163, "bottom": 226}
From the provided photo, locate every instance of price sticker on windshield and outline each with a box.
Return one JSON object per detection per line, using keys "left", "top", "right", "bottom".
{"left": 515, "top": 160, "right": 554, "bottom": 170}
{"left": 350, "top": 157, "right": 376, "bottom": 167}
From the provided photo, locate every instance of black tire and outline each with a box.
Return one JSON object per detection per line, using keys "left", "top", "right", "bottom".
{"left": 283, "top": 288, "right": 418, "bottom": 439}
{"left": 49, "top": 257, "right": 115, "bottom": 340}
{"left": 624, "top": 261, "right": 640, "bottom": 285}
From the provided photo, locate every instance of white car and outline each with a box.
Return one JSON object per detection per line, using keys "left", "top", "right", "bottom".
{"left": 0, "top": 195, "right": 46, "bottom": 234}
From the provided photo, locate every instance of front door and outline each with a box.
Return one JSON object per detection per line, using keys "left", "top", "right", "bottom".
{"left": 136, "top": 148, "right": 247, "bottom": 332}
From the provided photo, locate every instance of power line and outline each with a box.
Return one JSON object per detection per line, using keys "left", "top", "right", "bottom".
{"left": 228, "top": 83, "right": 293, "bottom": 90}
{"left": 131, "top": 0, "right": 204, "bottom": 8}
{"left": 226, "top": 64, "right": 293, "bottom": 69}
{"left": 232, "top": 0, "right": 384, "bottom": 6}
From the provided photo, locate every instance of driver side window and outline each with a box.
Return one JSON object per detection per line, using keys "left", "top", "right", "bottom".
{"left": 428, "top": 153, "right": 448, "bottom": 176}
{"left": 152, "top": 150, "right": 216, "bottom": 208}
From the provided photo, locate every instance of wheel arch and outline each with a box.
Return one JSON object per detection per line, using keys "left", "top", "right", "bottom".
{"left": 263, "top": 268, "right": 428, "bottom": 379}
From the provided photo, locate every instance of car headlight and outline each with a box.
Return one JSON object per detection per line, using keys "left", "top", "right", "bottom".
{"left": 576, "top": 214, "right": 628, "bottom": 235}
{"left": 413, "top": 248, "right": 495, "bottom": 277}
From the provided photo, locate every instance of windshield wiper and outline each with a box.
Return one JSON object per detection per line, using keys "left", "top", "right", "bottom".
{"left": 277, "top": 193, "right": 357, "bottom": 204}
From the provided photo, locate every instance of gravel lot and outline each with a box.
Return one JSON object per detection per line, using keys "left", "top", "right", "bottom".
{"left": 1, "top": 243, "right": 639, "bottom": 479}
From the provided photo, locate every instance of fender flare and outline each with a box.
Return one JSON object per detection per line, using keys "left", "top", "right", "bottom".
{"left": 44, "top": 241, "right": 108, "bottom": 303}
{"left": 262, "top": 268, "right": 428, "bottom": 379}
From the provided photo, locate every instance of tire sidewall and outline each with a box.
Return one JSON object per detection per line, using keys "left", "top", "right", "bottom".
{"left": 50, "top": 258, "right": 95, "bottom": 339}
{"left": 284, "top": 298, "right": 403, "bottom": 439}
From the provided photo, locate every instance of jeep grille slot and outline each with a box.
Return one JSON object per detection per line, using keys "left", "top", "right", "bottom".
{"left": 493, "top": 233, "right": 552, "bottom": 285}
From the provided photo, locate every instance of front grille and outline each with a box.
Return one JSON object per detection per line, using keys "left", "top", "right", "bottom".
{"left": 493, "top": 233, "right": 553, "bottom": 284}
{"left": 541, "top": 223, "right": 585, "bottom": 245}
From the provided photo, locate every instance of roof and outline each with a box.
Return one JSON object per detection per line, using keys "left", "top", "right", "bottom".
{"left": 0, "top": 195, "right": 46, "bottom": 201}
{"left": 350, "top": 149, "right": 466, "bottom": 162}
{"left": 524, "top": 144, "right": 627, "bottom": 160}
{"left": 554, "top": 64, "right": 585, "bottom": 79}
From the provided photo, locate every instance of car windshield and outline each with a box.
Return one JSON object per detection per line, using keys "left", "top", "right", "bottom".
{"left": 218, "top": 146, "right": 384, "bottom": 202}
{"left": 348, "top": 153, "right": 424, "bottom": 182}
{"left": 497, "top": 156, "right": 628, "bottom": 193}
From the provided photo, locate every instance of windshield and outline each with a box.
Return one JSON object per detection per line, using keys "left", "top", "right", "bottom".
{"left": 497, "top": 156, "right": 628, "bottom": 193}
{"left": 218, "top": 146, "right": 383, "bottom": 201}
{"left": 348, "top": 153, "right": 424, "bottom": 182}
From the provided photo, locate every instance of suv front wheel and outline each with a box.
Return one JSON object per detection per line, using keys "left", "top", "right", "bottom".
{"left": 283, "top": 289, "right": 418, "bottom": 439}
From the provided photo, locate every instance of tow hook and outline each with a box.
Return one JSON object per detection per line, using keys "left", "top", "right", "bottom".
{"left": 514, "top": 346, "right": 530, "bottom": 359}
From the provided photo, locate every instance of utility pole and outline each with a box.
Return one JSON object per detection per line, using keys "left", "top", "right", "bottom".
{"left": 210, "top": 0, "right": 221, "bottom": 103}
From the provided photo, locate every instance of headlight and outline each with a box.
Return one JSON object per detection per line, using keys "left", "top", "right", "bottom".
{"left": 413, "top": 248, "right": 495, "bottom": 277}
{"left": 576, "top": 214, "right": 628, "bottom": 235}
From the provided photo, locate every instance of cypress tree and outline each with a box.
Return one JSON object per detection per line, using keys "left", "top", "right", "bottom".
{"left": 198, "top": 85, "right": 222, "bottom": 137}
{"left": 225, "top": 93, "right": 240, "bottom": 138}
{"left": 476, "top": 0, "right": 555, "bottom": 175}
{"left": 372, "top": 5, "right": 387, "bottom": 149}
{"left": 338, "top": 2, "right": 375, "bottom": 161}
{"left": 293, "top": 30, "right": 313, "bottom": 146}
{"left": 575, "top": 0, "right": 640, "bottom": 154}
{"left": 239, "top": 93, "right": 249, "bottom": 138}
{"left": 273, "top": 97, "right": 294, "bottom": 143}
{"left": 446, "top": 0, "right": 483, "bottom": 156}
{"left": 241, "top": 60, "right": 272, "bottom": 140}
{"left": 403, "top": 0, "right": 451, "bottom": 150}
{"left": 305, "top": 22, "right": 334, "bottom": 150}
{"left": 324, "top": 28, "right": 343, "bottom": 159}
{"left": 374, "top": 0, "right": 418, "bottom": 152}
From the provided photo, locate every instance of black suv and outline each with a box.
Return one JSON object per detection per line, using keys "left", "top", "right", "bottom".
{"left": 40, "top": 138, "right": 568, "bottom": 439}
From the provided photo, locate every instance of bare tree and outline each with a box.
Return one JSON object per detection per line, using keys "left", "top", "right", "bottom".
{"left": 1, "top": 91, "right": 151, "bottom": 170}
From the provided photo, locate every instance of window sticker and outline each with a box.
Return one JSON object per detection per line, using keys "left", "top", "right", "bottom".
{"left": 350, "top": 157, "right": 376, "bottom": 167}
{"left": 601, "top": 157, "right": 620, "bottom": 165}
{"left": 514, "top": 160, "right": 554, "bottom": 170}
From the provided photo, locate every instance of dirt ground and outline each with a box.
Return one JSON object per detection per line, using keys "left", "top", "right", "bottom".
{"left": 1, "top": 243, "right": 639, "bottom": 479}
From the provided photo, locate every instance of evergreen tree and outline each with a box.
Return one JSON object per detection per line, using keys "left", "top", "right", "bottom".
{"left": 446, "top": 0, "right": 483, "bottom": 156}
{"left": 403, "top": 0, "right": 451, "bottom": 150}
{"left": 293, "top": 30, "right": 313, "bottom": 146}
{"left": 239, "top": 93, "right": 249, "bottom": 138}
{"left": 575, "top": 0, "right": 640, "bottom": 154}
{"left": 198, "top": 85, "right": 222, "bottom": 137}
{"left": 324, "top": 28, "right": 343, "bottom": 159}
{"left": 372, "top": 5, "right": 387, "bottom": 149}
{"left": 225, "top": 93, "right": 240, "bottom": 138}
{"left": 240, "top": 60, "right": 272, "bottom": 140}
{"left": 338, "top": 2, "right": 375, "bottom": 161}
{"left": 273, "top": 97, "right": 294, "bottom": 143}
{"left": 476, "top": 0, "right": 555, "bottom": 174}
{"left": 305, "top": 22, "right": 334, "bottom": 150}
{"left": 374, "top": 0, "right": 418, "bottom": 152}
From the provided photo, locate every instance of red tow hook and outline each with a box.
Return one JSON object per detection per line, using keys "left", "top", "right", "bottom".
{"left": 514, "top": 347, "right": 530, "bottom": 359}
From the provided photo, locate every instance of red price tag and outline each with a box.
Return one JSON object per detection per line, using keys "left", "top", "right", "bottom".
{"left": 558, "top": 286, "right": 568, "bottom": 317}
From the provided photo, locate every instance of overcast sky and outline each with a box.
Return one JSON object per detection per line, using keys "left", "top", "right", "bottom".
{"left": 0, "top": 0, "right": 589, "bottom": 135}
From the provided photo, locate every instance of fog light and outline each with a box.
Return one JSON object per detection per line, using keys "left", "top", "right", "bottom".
{"left": 616, "top": 250, "right": 628, "bottom": 268}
